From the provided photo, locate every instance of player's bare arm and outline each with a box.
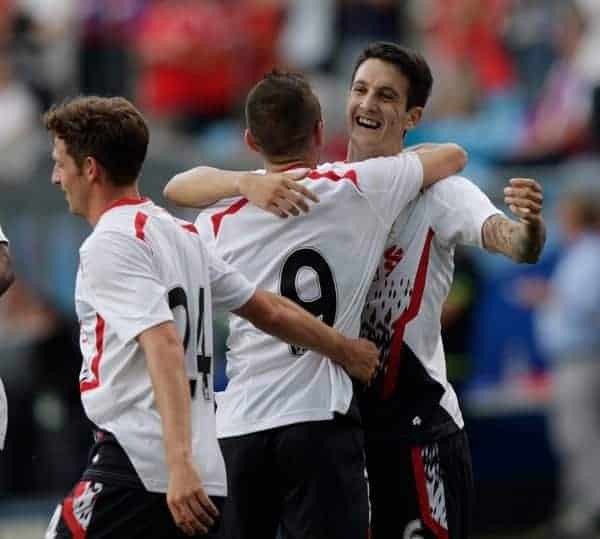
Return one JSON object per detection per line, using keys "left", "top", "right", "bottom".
{"left": 138, "top": 322, "right": 219, "bottom": 536}
{"left": 234, "top": 289, "right": 379, "bottom": 384}
{"left": 0, "top": 243, "right": 14, "bottom": 297}
{"left": 164, "top": 167, "right": 318, "bottom": 217}
{"left": 410, "top": 143, "right": 468, "bottom": 189}
{"left": 482, "top": 178, "right": 546, "bottom": 264}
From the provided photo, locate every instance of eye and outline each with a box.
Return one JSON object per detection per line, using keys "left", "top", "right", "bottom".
{"left": 352, "top": 86, "right": 367, "bottom": 95}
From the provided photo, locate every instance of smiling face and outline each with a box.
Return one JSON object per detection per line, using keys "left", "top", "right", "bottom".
{"left": 51, "top": 137, "right": 91, "bottom": 217}
{"left": 346, "top": 58, "right": 423, "bottom": 161}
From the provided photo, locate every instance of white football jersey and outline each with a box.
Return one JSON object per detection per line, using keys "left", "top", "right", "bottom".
{"left": 196, "top": 153, "right": 424, "bottom": 438}
{"left": 360, "top": 176, "right": 503, "bottom": 441}
{"left": 76, "top": 198, "right": 255, "bottom": 494}
{"left": 0, "top": 225, "right": 7, "bottom": 243}
{"left": 0, "top": 224, "right": 8, "bottom": 450}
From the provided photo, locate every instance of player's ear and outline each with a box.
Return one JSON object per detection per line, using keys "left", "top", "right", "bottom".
{"left": 83, "top": 156, "right": 101, "bottom": 184}
{"left": 244, "top": 129, "right": 261, "bottom": 155}
{"left": 405, "top": 106, "right": 424, "bottom": 130}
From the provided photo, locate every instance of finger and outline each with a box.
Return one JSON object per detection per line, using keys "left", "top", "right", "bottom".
{"left": 505, "top": 196, "right": 542, "bottom": 213}
{"left": 274, "top": 197, "right": 300, "bottom": 216}
{"left": 504, "top": 187, "right": 543, "bottom": 203}
{"left": 196, "top": 490, "right": 220, "bottom": 519}
{"left": 284, "top": 168, "right": 310, "bottom": 181}
{"left": 266, "top": 204, "right": 288, "bottom": 218}
{"left": 187, "top": 495, "right": 215, "bottom": 529}
{"left": 287, "top": 180, "right": 320, "bottom": 203}
{"left": 509, "top": 178, "right": 542, "bottom": 192}
{"left": 170, "top": 503, "right": 201, "bottom": 536}
{"left": 281, "top": 189, "right": 310, "bottom": 213}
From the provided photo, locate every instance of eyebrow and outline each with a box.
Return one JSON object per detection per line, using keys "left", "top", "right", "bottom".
{"left": 352, "top": 79, "right": 399, "bottom": 96}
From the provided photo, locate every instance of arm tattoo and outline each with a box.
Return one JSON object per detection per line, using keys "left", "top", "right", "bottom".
{"left": 482, "top": 214, "right": 545, "bottom": 264}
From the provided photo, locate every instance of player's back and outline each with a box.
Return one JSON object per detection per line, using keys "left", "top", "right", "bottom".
{"left": 77, "top": 198, "right": 226, "bottom": 494}
{"left": 196, "top": 154, "right": 423, "bottom": 438}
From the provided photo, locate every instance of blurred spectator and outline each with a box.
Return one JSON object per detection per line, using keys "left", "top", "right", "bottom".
{"left": 79, "top": 0, "right": 148, "bottom": 98}
{"left": 0, "top": 280, "right": 88, "bottom": 495}
{"left": 278, "top": 0, "right": 336, "bottom": 72}
{"left": 504, "top": 0, "right": 560, "bottom": 105}
{"left": 516, "top": 0, "right": 592, "bottom": 162}
{"left": 334, "top": 0, "right": 406, "bottom": 80}
{"left": 535, "top": 185, "right": 600, "bottom": 538}
{"left": 11, "top": 0, "right": 78, "bottom": 108}
{"left": 0, "top": 52, "right": 40, "bottom": 185}
{"left": 134, "top": 0, "right": 284, "bottom": 133}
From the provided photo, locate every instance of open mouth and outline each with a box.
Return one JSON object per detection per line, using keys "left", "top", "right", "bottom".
{"left": 356, "top": 116, "right": 382, "bottom": 130}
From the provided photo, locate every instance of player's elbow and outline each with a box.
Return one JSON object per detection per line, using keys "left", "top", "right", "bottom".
{"left": 448, "top": 143, "right": 468, "bottom": 174}
{"left": 162, "top": 177, "right": 179, "bottom": 203}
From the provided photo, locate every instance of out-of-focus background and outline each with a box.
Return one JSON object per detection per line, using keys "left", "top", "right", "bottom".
{"left": 1, "top": 0, "right": 600, "bottom": 537}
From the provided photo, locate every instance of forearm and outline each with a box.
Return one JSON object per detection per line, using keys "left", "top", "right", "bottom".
{"left": 482, "top": 214, "right": 546, "bottom": 263}
{"left": 0, "top": 245, "right": 14, "bottom": 297}
{"left": 142, "top": 331, "right": 193, "bottom": 466}
{"left": 164, "top": 167, "right": 252, "bottom": 208}
{"left": 236, "top": 290, "right": 349, "bottom": 366}
{"left": 414, "top": 143, "right": 468, "bottom": 189}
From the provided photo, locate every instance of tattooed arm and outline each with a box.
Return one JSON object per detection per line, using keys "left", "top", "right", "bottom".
{"left": 482, "top": 178, "right": 546, "bottom": 264}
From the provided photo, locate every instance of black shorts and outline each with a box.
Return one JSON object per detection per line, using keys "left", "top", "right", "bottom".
{"left": 46, "top": 430, "right": 224, "bottom": 539}
{"left": 365, "top": 429, "right": 474, "bottom": 539}
{"left": 218, "top": 416, "right": 369, "bottom": 539}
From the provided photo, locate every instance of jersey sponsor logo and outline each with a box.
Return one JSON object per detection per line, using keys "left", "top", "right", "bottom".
{"left": 79, "top": 314, "right": 105, "bottom": 393}
{"left": 62, "top": 480, "right": 103, "bottom": 538}
{"left": 382, "top": 229, "right": 434, "bottom": 399}
{"left": 383, "top": 245, "right": 404, "bottom": 276}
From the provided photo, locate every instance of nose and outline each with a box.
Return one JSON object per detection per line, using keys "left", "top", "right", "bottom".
{"left": 359, "top": 90, "right": 378, "bottom": 113}
{"left": 51, "top": 167, "right": 61, "bottom": 185}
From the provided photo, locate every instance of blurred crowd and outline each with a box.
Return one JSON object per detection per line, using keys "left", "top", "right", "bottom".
{"left": 1, "top": 0, "right": 600, "bottom": 535}
{"left": 1, "top": 0, "right": 600, "bottom": 178}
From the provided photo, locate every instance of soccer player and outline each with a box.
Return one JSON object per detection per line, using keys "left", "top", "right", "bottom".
{"left": 0, "top": 223, "right": 14, "bottom": 451}
{"left": 42, "top": 95, "right": 381, "bottom": 538}
{"left": 165, "top": 45, "right": 546, "bottom": 539}
{"left": 164, "top": 71, "right": 468, "bottom": 539}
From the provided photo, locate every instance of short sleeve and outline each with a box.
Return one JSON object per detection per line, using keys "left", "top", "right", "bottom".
{"left": 80, "top": 231, "right": 173, "bottom": 343}
{"left": 205, "top": 243, "right": 256, "bottom": 312}
{"left": 353, "top": 153, "right": 423, "bottom": 229}
{"left": 0, "top": 225, "right": 7, "bottom": 244}
{"left": 426, "top": 176, "right": 504, "bottom": 247}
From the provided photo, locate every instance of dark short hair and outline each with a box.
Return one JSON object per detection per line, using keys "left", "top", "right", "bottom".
{"left": 43, "top": 96, "right": 149, "bottom": 187}
{"left": 351, "top": 42, "right": 433, "bottom": 110}
{"left": 245, "top": 70, "right": 322, "bottom": 161}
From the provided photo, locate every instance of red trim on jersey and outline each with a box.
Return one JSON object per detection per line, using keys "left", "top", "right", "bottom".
{"left": 181, "top": 223, "right": 198, "bottom": 234}
{"left": 411, "top": 447, "right": 449, "bottom": 539}
{"left": 102, "top": 196, "right": 149, "bottom": 214}
{"left": 80, "top": 314, "right": 105, "bottom": 393}
{"left": 134, "top": 211, "right": 149, "bottom": 241}
{"left": 62, "top": 481, "right": 89, "bottom": 539}
{"left": 382, "top": 228, "right": 435, "bottom": 400}
{"left": 211, "top": 198, "right": 249, "bottom": 237}
{"left": 307, "top": 169, "right": 360, "bottom": 189}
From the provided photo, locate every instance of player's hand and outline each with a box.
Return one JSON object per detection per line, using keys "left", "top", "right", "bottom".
{"left": 167, "top": 460, "right": 219, "bottom": 536}
{"left": 504, "top": 178, "right": 544, "bottom": 226}
{"left": 340, "top": 338, "right": 380, "bottom": 385}
{"left": 238, "top": 169, "right": 319, "bottom": 218}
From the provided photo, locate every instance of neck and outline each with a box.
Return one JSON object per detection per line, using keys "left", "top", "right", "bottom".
{"left": 346, "top": 140, "right": 404, "bottom": 163}
{"left": 87, "top": 184, "right": 142, "bottom": 227}
{"left": 264, "top": 158, "right": 315, "bottom": 173}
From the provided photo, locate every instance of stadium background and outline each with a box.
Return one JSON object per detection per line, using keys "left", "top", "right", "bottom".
{"left": 0, "top": 0, "right": 598, "bottom": 537}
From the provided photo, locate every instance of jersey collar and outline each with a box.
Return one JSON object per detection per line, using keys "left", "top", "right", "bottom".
{"left": 102, "top": 196, "right": 150, "bottom": 214}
